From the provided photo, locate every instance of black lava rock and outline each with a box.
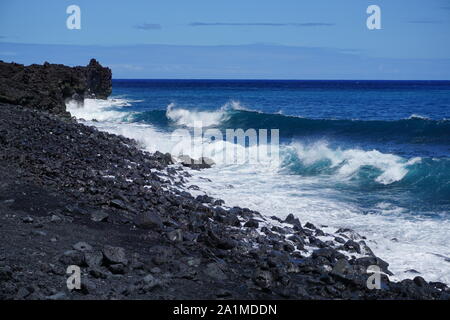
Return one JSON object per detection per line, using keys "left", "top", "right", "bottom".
{"left": 0, "top": 59, "right": 111, "bottom": 116}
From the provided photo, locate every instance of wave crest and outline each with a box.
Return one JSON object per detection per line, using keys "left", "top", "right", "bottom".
{"left": 165, "top": 103, "right": 227, "bottom": 128}
{"left": 284, "top": 141, "right": 422, "bottom": 185}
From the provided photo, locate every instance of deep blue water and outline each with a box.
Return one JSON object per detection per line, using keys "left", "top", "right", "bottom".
{"left": 113, "top": 79, "right": 450, "bottom": 120}
{"left": 113, "top": 80, "right": 450, "bottom": 157}
{"left": 108, "top": 80, "right": 450, "bottom": 218}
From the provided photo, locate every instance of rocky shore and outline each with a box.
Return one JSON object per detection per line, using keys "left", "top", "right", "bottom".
{"left": 0, "top": 61, "right": 449, "bottom": 300}
{"left": 0, "top": 59, "right": 111, "bottom": 116}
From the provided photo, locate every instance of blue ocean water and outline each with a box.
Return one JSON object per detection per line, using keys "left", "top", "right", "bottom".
{"left": 109, "top": 80, "right": 450, "bottom": 217}
{"left": 68, "top": 80, "right": 450, "bottom": 282}
{"left": 113, "top": 80, "right": 450, "bottom": 150}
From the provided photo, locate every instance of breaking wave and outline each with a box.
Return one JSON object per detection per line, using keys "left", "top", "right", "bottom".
{"left": 131, "top": 103, "right": 450, "bottom": 144}
{"left": 66, "top": 96, "right": 450, "bottom": 284}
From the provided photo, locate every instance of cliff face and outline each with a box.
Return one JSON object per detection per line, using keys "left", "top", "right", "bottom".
{"left": 0, "top": 59, "right": 111, "bottom": 116}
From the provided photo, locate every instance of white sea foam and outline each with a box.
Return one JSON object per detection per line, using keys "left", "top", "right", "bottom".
{"left": 67, "top": 98, "right": 135, "bottom": 122}
{"left": 166, "top": 100, "right": 247, "bottom": 128}
{"left": 407, "top": 114, "right": 430, "bottom": 120}
{"left": 166, "top": 103, "right": 226, "bottom": 128}
{"left": 289, "top": 141, "right": 421, "bottom": 184}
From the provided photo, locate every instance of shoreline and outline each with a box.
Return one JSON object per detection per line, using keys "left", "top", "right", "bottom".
{"left": 1, "top": 102, "right": 449, "bottom": 299}
{"left": 73, "top": 96, "right": 450, "bottom": 285}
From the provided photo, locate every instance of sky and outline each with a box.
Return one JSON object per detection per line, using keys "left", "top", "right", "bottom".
{"left": 0, "top": 0, "right": 449, "bottom": 79}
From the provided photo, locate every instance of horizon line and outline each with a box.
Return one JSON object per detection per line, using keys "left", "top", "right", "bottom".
{"left": 112, "top": 78, "right": 450, "bottom": 81}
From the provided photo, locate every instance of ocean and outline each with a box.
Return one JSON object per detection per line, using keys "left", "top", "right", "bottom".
{"left": 67, "top": 80, "right": 450, "bottom": 284}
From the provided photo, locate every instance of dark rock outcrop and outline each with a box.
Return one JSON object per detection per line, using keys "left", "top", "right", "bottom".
{"left": 0, "top": 59, "right": 111, "bottom": 116}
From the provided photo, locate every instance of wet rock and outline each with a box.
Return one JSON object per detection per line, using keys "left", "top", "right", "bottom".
{"left": 405, "top": 269, "right": 421, "bottom": 274}
{"left": 331, "top": 259, "right": 353, "bottom": 275}
{"left": 244, "top": 219, "right": 259, "bottom": 228}
{"left": 213, "top": 199, "right": 225, "bottom": 206}
{"left": 283, "top": 243, "right": 295, "bottom": 252}
{"left": 337, "top": 228, "right": 364, "bottom": 241}
{"left": 304, "top": 222, "right": 316, "bottom": 230}
{"left": 270, "top": 216, "right": 283, "bottom": 223}
{"left": 396, "top": 279, "right": 429, "bottom": 299}
{"left": 308, "top": 237, "right": 328, "bottom": 248}
{"left": 312, "top": 248, "right": 339, "bottom": 263}
{"left": 215, "top": 211, "right": 241, "bottom": 227}
{"left": 153, "top": 151, "right": 173, "bottom": 165}
{"left": 334, "top": 236, "right": 346, "bottom": 244}
{"left": 315, "top": 229, "right": 325, "bottom": 237}
{"left": 271, "top": 226, "right": 286, "bottom": 234}
{"left": 354, "top": 256, "right": 392, "bottom": 276}
{"left": 343, "top": 240, "right": 361, "bottom": 254}
{"left": 196, "top": 195, "right": 213, "bottom": 204}
{"left": 429, "top": 282, "right": 449, "bottom": 292}
{"left": 287, "top": 234, "right": 305, "bottom": 245}
{"left": 284, "top": 214, "right": 302, "bottom": 228}
{"left": 359, "top": 241, "right": 375, "bottom": 256}
{"left": 180, "top": 155, "right": 215, "bottom": 169}
{"left": 413, "top": 276, "right": 428, "bottom": 287}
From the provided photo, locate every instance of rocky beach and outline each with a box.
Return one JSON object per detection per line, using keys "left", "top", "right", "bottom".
{"left": 0, "top": 60, "right": 449, "bottom": 300}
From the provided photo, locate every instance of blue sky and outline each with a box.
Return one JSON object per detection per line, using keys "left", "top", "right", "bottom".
{"left": 1, "top": 0, "right": 449, "bottom": 79}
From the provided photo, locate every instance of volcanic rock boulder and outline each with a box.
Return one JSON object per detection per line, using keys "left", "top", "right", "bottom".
{"left": 0, "top": 59, "right": 111, "bottom": 116}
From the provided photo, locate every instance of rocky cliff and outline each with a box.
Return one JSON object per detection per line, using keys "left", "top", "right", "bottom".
{"left": 0, "top": 59, "right": 111, "bottom": 116}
